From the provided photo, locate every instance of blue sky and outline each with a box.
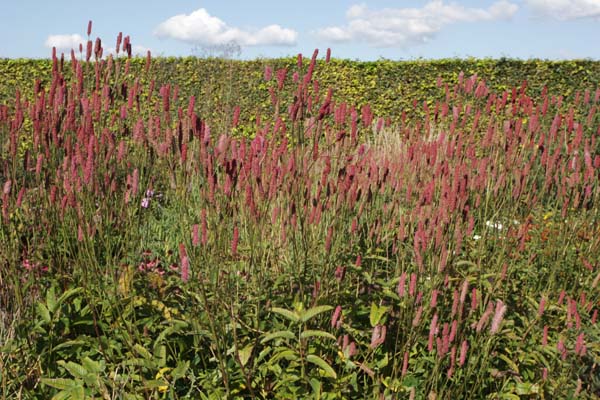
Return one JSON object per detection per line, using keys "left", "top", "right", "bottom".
{"left": 1, "top": 0, "right": 599, "bottom": 60}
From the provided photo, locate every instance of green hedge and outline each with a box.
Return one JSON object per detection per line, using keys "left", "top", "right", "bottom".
{"left": 1, "top": 57, "right": 599, "bottom": 126}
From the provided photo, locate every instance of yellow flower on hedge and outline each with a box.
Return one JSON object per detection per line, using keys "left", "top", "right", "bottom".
{"left": 155, "top": 367, "right": 171, "bottom": 393}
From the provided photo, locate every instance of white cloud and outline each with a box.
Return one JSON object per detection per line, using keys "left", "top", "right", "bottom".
{"left": 316, "top": 1, "right": 518, "bottom": 47}
{"left": 44, "top": 34, "right": 85, "bottom": 50}
{"left": 525, "top": 0, "right": 600, "bottom": 19}
{"left": 154, "top": 8, "right": 297, "bottom": 46}
{"left": 104, "top": 45, "right": 152, "bottom": 57}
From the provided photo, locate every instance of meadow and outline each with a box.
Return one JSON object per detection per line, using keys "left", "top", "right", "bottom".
{"left": 0, "top": 27, "right": 599, "bottom": 399}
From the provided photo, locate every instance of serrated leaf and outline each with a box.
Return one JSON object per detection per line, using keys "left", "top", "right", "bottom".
{"left": 37, "top": 302, "right": 51, "bottom": 324}
{"left": 260, "top": 330, "right": 295, "bottom": 344}
{"left": 41, "top": 378, "right": 76, "bottom": 390}
{"left": 66, "top": 384, "right": 85, "bottom": 400}
{"left": 300, "top": 330, "right": 336, "bottom": 341}
{"left": 81, "top": 357, "right": 103, "bottom": 374}
{"left": 59, "top": 361, "right": 88, "bottom": 379}
{"left": 133, "top": 344, "right": 152, "bottom": 360}
{"left": 301, "top": 305, "right": 333, "bottom": 323}
{"left": 154, "top": 344, "right": 166, "bottom": 368}
{"left": 306, "top": 354, "right": 337, "bottom": 379}
{"left": 270, "top": 307, "right": 300, "bottom": 323}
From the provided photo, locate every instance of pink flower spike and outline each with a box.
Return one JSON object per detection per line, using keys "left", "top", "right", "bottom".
{"left": 490, "top": 300, "right": 507, "bottom": 334}
{"left": 231, "top": 225, "right": 239, "bottom": 255}
{"left": 192, "top": 224, "right": 200, "bottom": 246}
{"left": 179, "top": 243, "right": 189, "bottom": 282}
{"left": 331, "top": 305, "right": 342, "bottom": 329}
{"left": 459, "top": 340, "right": 468, "bottom": 366}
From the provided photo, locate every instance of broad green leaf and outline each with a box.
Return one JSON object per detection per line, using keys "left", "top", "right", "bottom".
{"left": 498, "top": 394, "right": 521, "bottom": 400}
{"left": 46, "top": 286, "right": 57, "bottom": 313}
{"left": 41, "top": 378, "right": 76, "bottom": 390}
{"left": 154, "top": 344, "right": 166, "bottom": 368}
{"left": 53, "top": 339, "right": 87, "bottom": 352}
{"left": 309, "top": 377, "right": 322, "bottom": 398}
{"left": 269, "top": 349, "right": 298, "bottom": 364}
{"left": 37, "top": 302, "right": 51, "bottom": 324}
{"left": 81, "top": 357, "right": 103, "bottom": 374}
{"left": 66, "top": 385, "right": 85, "bottom": 400}
{"left": 56, "top": 288, "right": 84, "bottom": 309}
{"left": 301, "top": 305, "right": 333, "bottom": 323}
{"left": 260, "top": 330, "right": 295, "bottom": 344}
{"left": 306, "top": 354, "right": 337, "bottom": 379}
{"left": 270, "top": 307, "right": 300, "bottom": 323}
{"left": 238, "top": 344, "right": 254, "bottom": 367}
{"left": 369, "top": 303, "right": 388, "bottom": 327}
{"left": 133, "top": 344, "right": 152, "bottom": 360}
{"left": 300, "top": 330, "right": 336, "bottom": 341}
{"left": 402, "top": 375, "right": 418, "bottom": 388}
{"left": 172, "top": 360, "right": 189, "bottom": 380}
{"left": 51, "top": 390, "right": 73, "bottom": 400}
{"left": 58, "top": 360, "right": 87, "bottom": 379}
{"left": 377, "top": 353, "right": 389, "bottom": 369}
{"left": 515, "top": 382, "right": 539, "bottom": 395}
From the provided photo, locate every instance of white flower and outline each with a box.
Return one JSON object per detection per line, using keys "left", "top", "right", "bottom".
{"left": 473, "top": 235, "right": 482, "bottom": 241}
{"left": 485, "top": 220, "right": 503, "bottom": 230}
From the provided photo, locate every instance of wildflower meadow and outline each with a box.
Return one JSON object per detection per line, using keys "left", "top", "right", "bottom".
{"left": 0, "top": 24, "right": 599, "bottom": 399}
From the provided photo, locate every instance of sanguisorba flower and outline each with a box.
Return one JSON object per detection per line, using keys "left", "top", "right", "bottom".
{"left": 179, "top": 243, "right": 189, "bottom": 283}
{"left": 331, "top": 305, "right": 342, "bottom": 329}
{"left": 490, "top": 300, "right": 507, "bottom": 334}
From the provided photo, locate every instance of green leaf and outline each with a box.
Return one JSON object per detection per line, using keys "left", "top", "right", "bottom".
{"left": 402, "top": 375, "right": 418, "bottom": 388}
{"left": 238, "top": 344, "right": 253, "bottom": 367}
{"left": 269, "top": 349, "right": 298, "bottom": 364}
{"left": 143, "top": 379, "right": 169, "bottom": 389}
{"left": 172, "top": 360, "right": 189, "bottom": 380}
{"left": 300, "top": 330, "right": 336, "bottom": 341}
{"left": 369, "top": 303, "right": 388, "bottom": 327}
{"left": 309, "top": 377, "right": 322, "bottom": 398}
{"left": 37, "top": 302, "right": 51, "bottom": 324}
{"left": 306, "top": 355, "right": 337, "bottom": 379}
{"left": 41, "top": 378, "right": 77, "bottom": 390}
{"left": 46, "top": 286, "right": 57, "bottom": 313}
{"left": 498, "top": 354, "right": 519, "bottom": 374}
{"left": 377, "top": 353, "right": 389, "bottom": 369}
{"left": 53, "top": 339, "right": 87, "bottom": 352}
{"left": 56, "top": 288, "right": 84, "bottom": 309}
{"left": 81, "top": 357, "right": 103, "bottom": 374}
{"left": 301, "top": 305, "right": 333, "bottom": 323}
{"left": 270, "top": 307, "right": 300, "bottom": 323}
{"left": 133, "top": 344, "right": 152, "bottom": 360}
{"left": 515, "top": 382, "right": 539, "bottom": 395}
{"left": 260, "top": 330, "right": 295, "bottom": 344}
{"left": 58, "top": 360, "right": 88, "bottom": 379}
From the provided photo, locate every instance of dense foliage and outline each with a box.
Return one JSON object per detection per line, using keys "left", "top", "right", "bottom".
{"left": 2, "top": 56, "right": 600, "bottom": 131}
{"left": 0, "top": 32, "right": 599, "bottom": 399}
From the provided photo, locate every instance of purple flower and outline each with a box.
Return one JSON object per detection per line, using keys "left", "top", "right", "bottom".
{"left": 141, "top": 197, "right": 150, "bottom": 208}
